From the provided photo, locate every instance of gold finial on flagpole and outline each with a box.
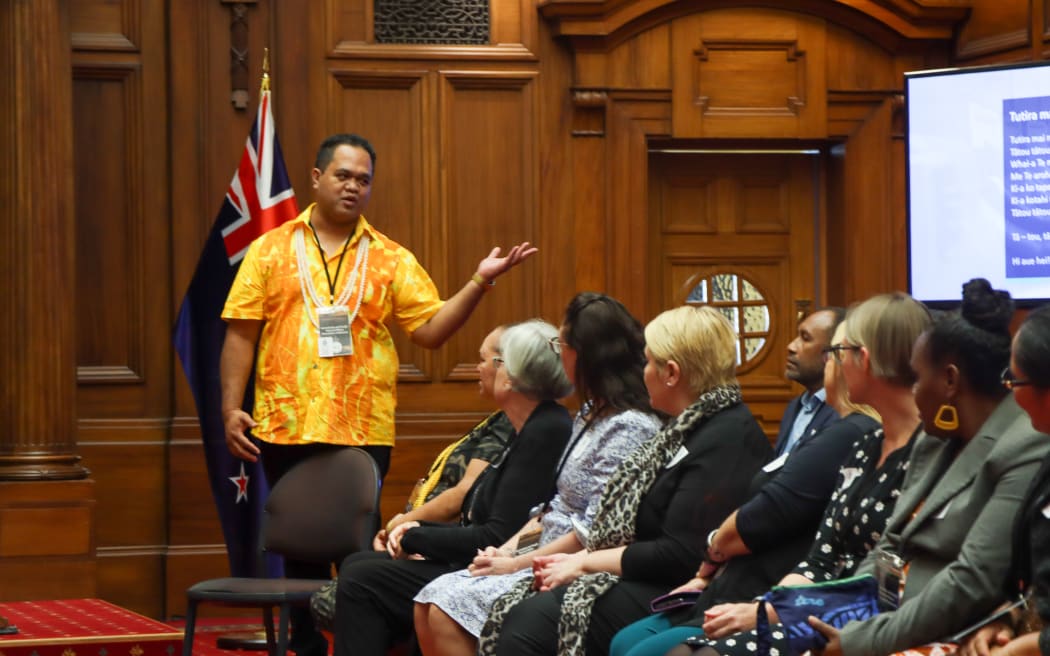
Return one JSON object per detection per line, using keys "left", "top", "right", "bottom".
{"left": 261, "top": 48, "right": 271, "bottom": 92}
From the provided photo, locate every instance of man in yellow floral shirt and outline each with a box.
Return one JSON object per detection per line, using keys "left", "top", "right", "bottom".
{"left": 219, "top": 133, "right": 535, "bottom": 656}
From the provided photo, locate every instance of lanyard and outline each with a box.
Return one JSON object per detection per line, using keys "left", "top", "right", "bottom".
{"left": 309, "top": 222, "right": 351, "bottom": 304}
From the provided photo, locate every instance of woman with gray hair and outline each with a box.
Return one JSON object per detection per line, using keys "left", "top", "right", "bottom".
{"left": 331, "top": 320, "right": 574, "bottom": 656}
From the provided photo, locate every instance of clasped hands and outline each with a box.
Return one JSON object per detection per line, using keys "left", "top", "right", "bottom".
{"left": 377, "top": 521, "right": 423, "bottom": 560}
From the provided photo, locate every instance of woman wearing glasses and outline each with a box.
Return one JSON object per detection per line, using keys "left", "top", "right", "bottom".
{"left": 412, "top": 292, "right": 662, "bottom": 656}
{"left": 653, "top": 292, "right": 928, "bottom": 656}
{"left": 331, "top": 320, "right": 574, "bottom": 656}
{"left": 961, "top": 304, "right": 1050, "bottom": 656}
{"left": 705, "top": 278, "right": 1049, "bottom": 656}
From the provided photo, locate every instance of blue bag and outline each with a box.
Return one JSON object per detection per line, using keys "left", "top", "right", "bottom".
{"left": 755, "top": 574, "right": 881, "bottom": 656}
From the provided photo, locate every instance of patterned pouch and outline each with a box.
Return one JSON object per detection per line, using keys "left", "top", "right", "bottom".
{"left": 756, "top": 574, "right": 880, "bottom": 656}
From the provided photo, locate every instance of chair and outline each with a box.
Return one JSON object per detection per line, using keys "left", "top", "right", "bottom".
{"left": 181, "top": 447, "right": 381, "bottom": 656}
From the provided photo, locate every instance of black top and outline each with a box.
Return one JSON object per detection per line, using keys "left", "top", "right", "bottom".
{"left": 676, "top": 413, "right": 878, "bottom": 620}
{"left": 1006, "top": 455, "right": 1050, "bottom": 656}
{"left": 399, "top": 400, "right": 572, "bottom": 567}
{"left": 621, "top": 402, "right": 772, "bottom": 587}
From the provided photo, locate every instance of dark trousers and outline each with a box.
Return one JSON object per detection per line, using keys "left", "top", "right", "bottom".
{"left": 496, "top": 580, "right": 664, "bottom": 656}
{"left": 257, "top": 440, "right": 392, "bottom": 654}
{"left": 333, "top": 551, "right": 455, "bottom": 656}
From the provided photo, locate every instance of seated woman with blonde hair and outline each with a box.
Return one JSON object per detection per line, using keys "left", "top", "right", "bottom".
{"left": 482, "top": 305, "right": 772, "bottom": 656}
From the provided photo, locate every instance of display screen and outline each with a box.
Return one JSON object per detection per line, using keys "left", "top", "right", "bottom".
{"left": 907, "top": 61, "right": 1050, "bottom": 306}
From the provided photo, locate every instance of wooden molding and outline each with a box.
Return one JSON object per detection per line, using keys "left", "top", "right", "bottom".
{"left": 956, "top": 27, "right": 1029, "bottom": 60}
{"left": 539, "top": 0, "right": 969, "bottom": 52}
{"left": 332, "top": 43, "right": 539, "bottom": 61}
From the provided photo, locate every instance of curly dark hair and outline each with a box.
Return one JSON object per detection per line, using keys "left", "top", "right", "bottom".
{"left": 561, "top": 292, "right": 654, "bottom": 415}
{"left": 924, "top": 278, "right": 1014, "bottom": 397}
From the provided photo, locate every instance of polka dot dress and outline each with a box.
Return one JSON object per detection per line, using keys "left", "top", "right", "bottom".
{"left": 704, "top": 426, "right": 914, "bottom": 656}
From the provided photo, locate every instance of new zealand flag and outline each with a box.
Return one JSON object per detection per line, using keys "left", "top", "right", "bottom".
{"left": 173, "top": 89, "right": 298, "bottom": 576}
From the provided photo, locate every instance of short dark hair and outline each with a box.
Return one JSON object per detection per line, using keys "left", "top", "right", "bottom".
{"left": 314, "top": 133, "right": 377, "bottom": 172}
{"left": 562, "top": 292, "right": 653, "bottom": 415}
{"left": 821, "top": 306, "right": 847, "bottom": 332}
{"left": 1016, "top": 304, "right": 1050, "bottom": 388}
{"left": 924, "top": 278, "right": 1014, "bottom": 397}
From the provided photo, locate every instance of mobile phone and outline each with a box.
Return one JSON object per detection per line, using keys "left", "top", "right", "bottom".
{"left": 649, "top": 590, "right": 703, "bottom": 613}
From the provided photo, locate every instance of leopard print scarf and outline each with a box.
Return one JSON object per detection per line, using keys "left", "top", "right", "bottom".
{"left": 478, "top": 384, "right": 742, "bottom": 656}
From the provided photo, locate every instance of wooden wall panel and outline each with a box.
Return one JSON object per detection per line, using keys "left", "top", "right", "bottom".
{"left": 329, "top": 70, "right": 433, "bottom": 381}
{"left": 71, "top": 0, "right": 170, "bottom": 617}
{"left": 70, "top": 0, "right": 139, "bottom": 51}
{"left": 0, "top": 481, "right": 96, "bottom": 602}
{"left": 73, "top": 69, "right": 144, "bottom": 385}
{"left": 439, "top": 72, "right": 541, "bottom": 377}
{"left": 956, "top": 0, "right": 1029, "bottom": 61}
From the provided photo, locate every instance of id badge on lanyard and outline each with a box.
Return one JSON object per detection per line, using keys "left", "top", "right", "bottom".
{"left": 317, "top": 305, "right": 353, "bottom": 357}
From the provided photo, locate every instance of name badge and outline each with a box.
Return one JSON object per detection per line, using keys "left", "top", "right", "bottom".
{"left": 317, "top": 305, "right": 353, "bottom": 357}
{"left": 665, "top": 445, "right": 689, "bottom": 469}
{"left": 763, "top": 453, "right": 789, "bottom": 473}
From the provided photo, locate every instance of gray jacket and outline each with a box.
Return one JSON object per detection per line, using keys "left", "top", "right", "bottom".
{"left": 840, "top": 395, "right": 1050, "bottom": 656}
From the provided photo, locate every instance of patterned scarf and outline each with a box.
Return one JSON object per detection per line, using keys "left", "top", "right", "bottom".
{"left": 477, "top": 384, "right": 743, "bottom": 655}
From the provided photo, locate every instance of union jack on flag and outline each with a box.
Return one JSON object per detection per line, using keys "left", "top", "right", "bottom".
{"left": 173, "top": 87, "right": 298, "bottom": 577}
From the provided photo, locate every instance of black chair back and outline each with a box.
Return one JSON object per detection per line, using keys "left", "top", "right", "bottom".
{"left": 262, "top": 447, "right": 380, "bottom": 565}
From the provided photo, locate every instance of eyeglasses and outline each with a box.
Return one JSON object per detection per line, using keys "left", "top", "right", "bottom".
{"left": 547, "top": 336, "right": 568, "bottom": 355}
{"left": 1001, "top": 367, "right": 1031, "bottom": 390}
{"left": 822, "top": 344, "right": 861, "bottom": 364}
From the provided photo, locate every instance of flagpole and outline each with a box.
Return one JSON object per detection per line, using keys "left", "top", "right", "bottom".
{"left": 216, "top": 55, "right": 282, "bottom": 651}
{"left": 176, "top": 47, "right": 300, "bottom": 652}
{"left": 261, "top": 47, "right": 270, "bottom": 92}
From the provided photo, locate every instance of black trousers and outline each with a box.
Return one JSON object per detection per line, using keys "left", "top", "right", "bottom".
{"left": 496, "top": 580, "right": 665, "bottom": 656}
{"left": 257, "top": 440, "right": 392, "bottom": 653}
{"left": 333, "top": 551, "right": 456, "bottom": 656}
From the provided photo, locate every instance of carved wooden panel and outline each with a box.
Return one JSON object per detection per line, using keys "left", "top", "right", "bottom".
{"left": 327, "top": 0, "right": 537, "bottom": 59}
{"left": 330, "top": 69, "right": 432, "bottom": 381}
{"left": 439, "top": 71, "right": 538, "bottom": 380}
{"left": 671, "top": 9, "right": 827, "bottom": 138}
{"left": 657, "top": 173, "right": 718, "bottom": 233}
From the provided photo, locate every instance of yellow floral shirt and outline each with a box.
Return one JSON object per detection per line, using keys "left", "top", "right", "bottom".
{"left": 222, "top": 204, "right": 444, "bottom": 446}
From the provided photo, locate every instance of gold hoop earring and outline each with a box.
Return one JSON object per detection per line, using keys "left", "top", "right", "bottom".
{"left": 933, "top": 404, "right": 959, "bottom": 431}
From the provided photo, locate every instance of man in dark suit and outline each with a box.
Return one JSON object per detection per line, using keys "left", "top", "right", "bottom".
{"left": 772, "top": 308, "right": 846, "bottom": 457}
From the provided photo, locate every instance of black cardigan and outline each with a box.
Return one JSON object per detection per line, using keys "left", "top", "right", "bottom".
{"left": 399, "top": 400, "right": 572, "bottom": 567}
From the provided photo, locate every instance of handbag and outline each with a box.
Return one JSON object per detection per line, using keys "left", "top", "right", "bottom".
{"left": 755, "top": 574, "right": 881, "bottom": 656}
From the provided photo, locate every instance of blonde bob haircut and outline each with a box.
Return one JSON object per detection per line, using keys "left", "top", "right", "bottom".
{"left": 827, "top": 322, "right": 881, "bottom": 423}
{"left": 841, "top": 292, "right": 932, "bottom": 387}
{"left": 645, "top": 305, "right": 738, "bottom": 396}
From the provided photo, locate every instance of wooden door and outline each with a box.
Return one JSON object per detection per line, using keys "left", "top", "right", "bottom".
{"left": 648, "top": 151, "right": 824, "bottom": 437}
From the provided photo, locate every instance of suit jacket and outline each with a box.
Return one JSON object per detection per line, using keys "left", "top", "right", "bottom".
{"left": 772, "top": 393, "right": 839, "bottom": 456}
{"left": 839, "top": 395, "right": 1050, "bottom": 656}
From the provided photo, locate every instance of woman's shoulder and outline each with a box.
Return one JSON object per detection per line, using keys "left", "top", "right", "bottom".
{"left": 596, "top": 408, "right": 663, "bottom": 434}
{"left": 523, "top": 401, "right": 573, "bottom": 433}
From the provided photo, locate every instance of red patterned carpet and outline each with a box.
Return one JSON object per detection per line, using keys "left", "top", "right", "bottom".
{"left": 0, "top": 599, "right": 182, "bottom": 656}
{"left": 0, "top": 600, "right": 336, "bottom": 656}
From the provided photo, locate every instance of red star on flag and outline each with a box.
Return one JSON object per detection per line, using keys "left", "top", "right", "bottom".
{"left": 229, "top": 463, "right": 250, "bottom": 503}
